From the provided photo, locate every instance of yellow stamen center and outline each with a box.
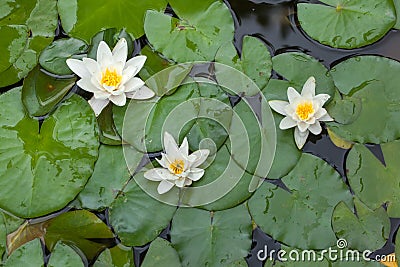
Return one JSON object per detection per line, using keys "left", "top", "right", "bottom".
{"left": 101, "top": 68, "right": 122, "bottom": 88}
{"left": 296, "top": 102, "right": 314, "bottom": 121}
{"left": 170, "top": 159, "right": 185, "bottom": 175}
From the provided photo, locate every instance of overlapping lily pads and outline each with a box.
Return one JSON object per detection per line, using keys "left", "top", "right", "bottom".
{"left": 93, "top": 245, "right": 134, "bottom": 267}
{"left": 297, "top": 0, "right": 396, "bottom": 49}
{"left": 0, "top": 88, "right": 99, "bottom": 218}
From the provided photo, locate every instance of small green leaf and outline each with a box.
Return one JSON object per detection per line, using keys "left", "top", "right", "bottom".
{"left": 4, "top": 239, "right": 44, "bottom": 267}
{"left": 47, "top": 242, "right": 84, "bottom": 267}
{"left": 142, "top": 238, "right": 182, "bottom": 267}
{"left": 170, "top": 205, "right": 252, "bottom": 267}
{"left": 45, "top": 210, "right": 114, "bottom": 261}
{"left": 93, "top": 245, "right": 133, "bottom": 267}
{"left": 297, "top": 0, "right": 396, "bottom": 49}
{"left": 39, "top": 38, "right": 88, "bottom": 75}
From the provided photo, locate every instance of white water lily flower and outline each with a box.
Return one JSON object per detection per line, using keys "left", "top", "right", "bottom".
{"left": 66, "top": 38, "right": 155, "bottom": 116}
{"left": 268, "top": 76, "right": 333, "bottom": 149}
{"left": 144, "top": 132, "right": 210, "bottom": 194}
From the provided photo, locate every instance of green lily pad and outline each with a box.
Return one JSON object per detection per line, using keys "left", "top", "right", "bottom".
{"left": 327, "top": 56, "right": 400, "bottom": 143}
{"left": 0, "top": 88, "right": 99, "bottom": 218}
{"left": 394, "top": 0, "right": 400, "bottom": 29}
{"left": 215, "top": 36, "right": 272, "bottom": 91}
{"left": 21, "top": 66, "right": 76, "bottom": 117}
{"left": 139, "top": 45, "right": 175, "bottom": 82}
{"left": 0, "top": 25, "right": 28, "bottom": 73}
{"left": 45, "top": 210, "right": 114, "bottom": 261}
{"left": 271, "top": 52, "right": 335, "bottom": 98}
{"left": 142, "top": 238, "right": 182, "bottom": 267}
{"left": 93, "top": 245, "right": 134, "bottom": 267}
{"left": 4, "top": 239, "right": 43, "bottom": 267}
{"left": 0, "top": 0, "right": 58, "bottom": 87}
{"left": 144, "top": 0, "right": 234, "bottom": 62}
{"left": 47, "top": 242, "right": 84, "bottom": 267}
{"left": 332, "top": 197, "right": 390, "bottom": 252}
{"left": 97, "top": 104, "right": 122, "bottom": 146}
{"left": 297, "top": 0, "right": 396, "bottom": 49}
{"left": 170, "top": 204, "right": 252, "bottom": 267}
{"left": 248, "top": 153, "right": 352, "bottom": 250}
{"left": 346, "top": 141, "right": 400, "bottom": 217}
{"left": 109, "top": 178, "right": 176, "bottom": 246}
{"left": 39, "top": 38, "right": 88, "bottom": 75}
{"left": 57, "top": 0, "right": 167, "bottom": 42}
{"left": 77, "top": 145, "right": 143, "bottom": 210}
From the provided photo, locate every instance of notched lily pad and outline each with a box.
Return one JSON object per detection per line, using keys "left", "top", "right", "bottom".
{"left": 47, "top": 241, "right": 84, "bottom": 267}
{"left": 0, "top": 88, "right": 99, "bottom": 218}
{"left": 297, "top": 0, "right": 396, "bottom": 49}
{"left": 142, "top": 238, "right": 181, "bottom": 267}
{"left": 4, "top": 238, "right": 43, "bottom": 267}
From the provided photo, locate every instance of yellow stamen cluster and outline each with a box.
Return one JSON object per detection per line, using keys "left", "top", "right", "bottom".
{"left": 296, "top": 102, "right": 314, "bottom": 121}
{"left": 101, "top": 68, "right": 122, "bottom": 87}
{"left": 170, "top": 159, "right": 185, "bottom": 175}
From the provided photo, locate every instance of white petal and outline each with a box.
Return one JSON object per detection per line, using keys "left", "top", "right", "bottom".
{"left": 125, "top": 55, "right": 147, "bottom": 75}
{"left": 287, "top": 87, "right": 301, "bottom": 103}
{"left": 189, "top": 149, "right": 210, "bottom": 168}
{"left": 301, "top": 76, "right": 316, "bottom": 98}
{"left": 155, "top": 156, "right": 168, "bottom": 168}
{"left": 184, "top": 179, "right": 192, "bottom": 186}
{"left": 188, "top": 168, "right": 205, "bottom": 181}
{"left": 163, "top": 132, "right": 182, "bottom": 160}
{"left": 123, "top": 77, "right": 145, "bottom": 93}
{"left": 109, "top": 94, "right": 126, "bottom": 106}
{"left": 97, "top": 41, "right": 113, "bottom": 66}
{"left": 112, "top": 38, "right": 128, "bottom": 63}
{"left": 82, "top": 58, "right": 100, "bottom": 75}
{"left": 66, "top": 59, "right": 90, "bottom": 78}
{"left": 297, "top": 121, "right": 309, "bottom": 132}
{"left": 314, "top": 94, "right": 330, "bottom": 106}
{"left": 144, "top": 168, "right": 165, "bottom": 181}
{"left": 179, "top": 137, "right": 189, "bottom": 156}
{"left": 77, "top": 78, "right": 101, "bottom": 93}
{"left": 88, "top": 97, "right": 109, "bottom": 116}
{"left": 157, "top": 180, "right": 175, "bottom": 194}
{"left": 175, "top": 178, "right": 186, "bottom": 188}
{"left": 269, "top": 100, "right": 289, "bottom": 116}
{"left": 319, "top": 113, "right": 334, "bottom": 122}
{"left": 279, "top": 116, "right": 297, "bottom": 130}
{"left": 314, "top": 108, "right": 327, "bottom": 119}
{"left": 306, "top": 116, "right": 316, "bottom": 125}
{"left": 126, "top": 85, "right": 155, "bottom": 100}
{"left": 294, "top": 127, "right": 309, "bottom": 149}
{"left": 308, "top": 122, "right": 322, "bottom": 135}
{"left": 94, "top": 90, "right": 110, "bottom": 100}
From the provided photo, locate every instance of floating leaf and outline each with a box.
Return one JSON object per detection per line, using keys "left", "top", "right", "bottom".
{"left": 139, "top": 45, "right": 175, "bottom": 82}
{"left": 394, "top": 0, "right": 400, "bottom": 29}
{"left": 142, "top": 238, "right": 182, "bottom": 267}
{"left": 215, "top": 36, "right": 272, "bottom": 91}
{"left": 93, "top": 245, "right": 134, "bottom": 267}
{"left": 47, "top": 242, "right": 84, "bottom": 267}
{"left": 0, "top": 88, "right": 99, "bottom": 218}
{"left": 6, "top": 221, "right": 46, "bottom": 255}
{"left": 332, "top": 197, "right": 390, "bottom": 252}
{"left": 109, "top": 179, "right": 176, "bottom": 246}
{"left": 0, "top": 212, "right": 23, "bottom": 257}
{"left": 346, "top": 141, "right": 400, "bottom": 217}
{"left": 21, "top": 66, "right": 76, "bottom": 117}
{"left": 4, "top": 239, "right": 43, "bottom": 267}
{"left": 170, "top": 204, "right": 252, "bottom": 267}
{"left": 0, "top": 25, "right": 28, "bottom": 73}
{"left": 327, "top": 127, "right": 353, "bottom": 149}
{"left": 39, "top": 38, "right": 88, "bottom": 75}
{"left": 0, "top": 0, "right": 58, "bottom": 87}
{"left": 45, "top": 210, "right": 115, "bottom": 261}
{"left": 328, "top": 56, "right": 400, "bottom": 143}
{"left": 297, "top": 0, "right": 396, "bottom": 49}
{"left": 97, "top": 104, "right": 122, "bottom": 145}
{"left": 78, "top": 145, "right": 143, "bottom": 210}
{"left": 144, "top": 0, "right": 234, "bottom": 62}
{"left": 57, "top": 0, "right": 167, "bottom": 42}
{"left": 248, "top": 153, "right": 352, "bottom": 249}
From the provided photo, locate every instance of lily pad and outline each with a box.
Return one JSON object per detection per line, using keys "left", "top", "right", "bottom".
{"left": 170, "top": 204, "right": 252, "bottom": 267}
{"left": 109, "top": 179, "right": 176, "bottom": 246}
{"left": 0, "top": 88, "right": 99, "bottom": 218}
{"left": 39, "top": 38, "right": 88, "bottom": 75}
{"left": 139, "top": 45, "right": 175, "bottom": 82}
{"left": 21, "top": 66, "right": 76, "bottom": 117}
{"left": 97, "top": 104, "right": 122, "bottom": 145}
{"left": 142, "top": 238, "right": 182, "bottom": 267}
{"left": 144, "top": 0, "right": 234, "bottom": 62}
{"left": 271, "top": 52, "right": 335, "bottom": 98}
{"left": 93, "top": 245, "right": 134, "bottom": 267}
{"left": 346, "top": 141, "right": 400, "bottom": 217}
{"left": 297, "top": 0, "right": 396, "bottom": 49}
{"left": 394, "top": 0, "right": 400, "bottom": 29}
{"left": 248, "top": 153, "right": 352, "bottom": 249}
{"left": 0, "top": 212, "right": 23, "bottom": 257}
{"left": 4, "top": 238, "right": 43, "bottom": 267}
{"left": 47, "top": 242, "right": 84, "bottom": 267}
{"left": 6, "top": 221, "right": 46, "bottom": 255}
{"left": 57, "top": 0, "right": 167, "bottom": 42}
{"left": 0, "top": 25, "right": 28, "bottom": 73}
{"left": 0, "top": 0, "right": 58, "bottom": 87}
{"left": 77, "top": 145, "right": 143, "bottom": 210}
{"left": 327, "top": 56, "right": 400, "bottom": 143}
{"left": 332, "top": 197, "right": 390, "bottom": 252}
{"left": 45, "top": 210, "right": 115, "bottom": 261}
{"left": 215, "top": 36, "right": 272, "bottom": 91}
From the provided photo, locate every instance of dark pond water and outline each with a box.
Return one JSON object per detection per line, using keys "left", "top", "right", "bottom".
{"left": 2, "top": 0, "right": 400, "bottom": 266}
